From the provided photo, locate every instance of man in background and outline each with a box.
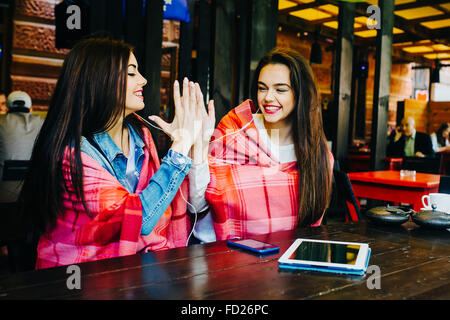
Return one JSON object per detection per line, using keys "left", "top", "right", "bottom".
{"left": 387, "top": 116, "right": 434, "bottom": 158}
{"left": 0, "top": 91, "right": 44, "bottom": 204}
{"left": 0, "top": 91, "right": 7, "bottom": 114}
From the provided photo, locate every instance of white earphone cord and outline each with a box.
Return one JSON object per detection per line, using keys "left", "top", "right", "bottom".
{"left": 133, "top": 108, "right": 259, "bottom": 246}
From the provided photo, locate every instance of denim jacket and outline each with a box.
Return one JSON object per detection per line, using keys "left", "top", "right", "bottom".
{"left": 80, "top": 125, "right": 192, "bottom": 235}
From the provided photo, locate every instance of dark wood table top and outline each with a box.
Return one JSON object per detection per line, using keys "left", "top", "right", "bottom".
{"left": 1, "top": 220, "right": 449, "bottom": 301}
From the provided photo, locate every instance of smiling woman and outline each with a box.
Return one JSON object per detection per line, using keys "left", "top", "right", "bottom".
{"left": 125, "top": 55, "right": 147, "bottom": 113}
{"left": 16, "top": 38, "right": 214, "bottom": 269}
{"left": 189, "top": 48, "right": 334, "bottom": 243}
{"left": 256, "top": 63, "right": 295, "bottom": 145}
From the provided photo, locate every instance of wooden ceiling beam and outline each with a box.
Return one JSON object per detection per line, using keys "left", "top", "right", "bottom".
{"left": 306, "top": 12, "right": 450, "bottom": 28}
{"left": 434, "top": 3, "right": 450, "bottom": 14}
{"left": 393, "top": 40, "right": 435, "bottom": 48}
{"left": 408, "top": 12, "right": 450, "bottom": 24}
{"left": 391, "top": 14, "right": 449, "bottom": 46}
{"left": 404, "top": 49, "right": 450, "bottom": 56}
{"left": 391, "top": 47, "right": 433, "bottom": 69}
{"left": 394, "top": 0, "right": 450, "bottom": 11}
{"left": 279, "top": 1, "right": 450, "bottom": 48}
{"left": 336, "top": 0, "right": 450, "bottom": 46}
{"left": 308, "top": 16, "right": 338, "bottom": 25}
{"left": 358, "top": 31, "right": 449, "bottom": 47}
{"left": 279, "top": 0, "right": 328, "bottom": 15}
{"left": 278, "top": 13, "right": 338, "bottom": 39}
{"left": 278, "top": 18, "right": 434, "bottom": 67}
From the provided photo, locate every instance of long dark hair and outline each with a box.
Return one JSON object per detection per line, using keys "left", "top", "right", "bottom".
{"left": 436, "top": 122, "right": 449, "bottom": 147}
{"left": 17, "top": 38, "right": 149, "bottom": 234}
{"left": 251, "top": 47, "right": 332, "bottom": 227}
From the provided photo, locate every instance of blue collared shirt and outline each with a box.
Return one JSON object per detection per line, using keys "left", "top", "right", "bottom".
{"left": 80, "top": 125, "right": 192, "bottom": 235}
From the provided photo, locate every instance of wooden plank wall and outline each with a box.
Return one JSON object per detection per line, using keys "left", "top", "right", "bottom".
{"left": 396, "top": 100, "right": 450, "bottom": 135}
{"left": 428, "top": 101, "right": 450, "bottom": 134}
{"left": 277, "top": 30, "right": 333, "bottom": 97}
{"left": 11, "top": 0, "right": 68, "bottom": 113}
{"left": 403, "top": 99, "right": 428, "bottom": 133}
{"left": 161, "top": 21, "right": 180, "bottom": 118}
{"left": 10, "top": 0, "right": 180, "bottom": 117}
{"left": 277, "top": 29, "right": 334, "bottom": 141}
{"left": 365, "top": 53, "right": 414, "bottom": 141}
{"left": 277, "top": 29, "right": 415, "bottom": 144}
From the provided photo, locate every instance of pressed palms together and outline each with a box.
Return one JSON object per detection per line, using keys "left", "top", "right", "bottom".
{"left": 149, "top": 78, "right": 215, "bottom": 160}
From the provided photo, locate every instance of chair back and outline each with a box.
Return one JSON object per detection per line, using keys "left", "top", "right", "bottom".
{"left": 326, "top": 169, "right": 362, "bottom": 222}
{"left": 401, "top": 155, "right": 441, "bottom": 174}
{"left": 2, "top": 160, "right": 30, "bottom": 181}
{"left": 7, "top": 228, "right": 40, "bottom": 273}
{"left": 439, "top": 176, "right": 450, "bottom": 194}
{"left": 1, "top": 160, "right": 36, "bottom": 272}
{"left": 0, "top": 202, "right": 39, "bottom": 273}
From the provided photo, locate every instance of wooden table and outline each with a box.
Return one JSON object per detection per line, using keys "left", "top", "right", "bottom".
{"left": 0, "top": 220, "right": 449, "bottom": 304}
{"left": 348, "top": 170, "right": 440, "bottom": 211}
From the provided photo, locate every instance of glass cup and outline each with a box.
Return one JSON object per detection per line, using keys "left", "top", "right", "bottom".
{"left": 400, "top": 170, "right": 416, "bottom": 177}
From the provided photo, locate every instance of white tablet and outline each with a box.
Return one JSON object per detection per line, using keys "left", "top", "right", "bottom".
{"left": 278, "top": 238, "right": 370, "bottom": 272}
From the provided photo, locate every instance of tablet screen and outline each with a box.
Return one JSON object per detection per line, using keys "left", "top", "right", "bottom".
{"left": 289, "top": 241, "right": 361, "bottom": 265}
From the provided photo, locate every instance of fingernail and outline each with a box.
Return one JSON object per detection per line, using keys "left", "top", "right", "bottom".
{"left": 148, "top": 116, "right": 155, "bottom": 121}
{"left": 174, "top": 80, "right": 179, "bottom": 86}
{"left": 184, "top": 77, "right": 188, "bottom": 83}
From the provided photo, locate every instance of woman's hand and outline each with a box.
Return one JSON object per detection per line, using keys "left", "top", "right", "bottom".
{"left": 191, "top": 83, "right": 215, "bottom": 164}
{"left": 149, "top": 78, "right": 203, "bottom": 156}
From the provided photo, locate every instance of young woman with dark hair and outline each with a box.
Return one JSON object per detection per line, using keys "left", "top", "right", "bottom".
{"left": 431, "top": 122, "right": 450, "bottom": 153}
{"left": 17, "top": 38, "right": 214, "bottom": 268}
{"left": 189, "top": 47, "right": 333, "bottom": 242}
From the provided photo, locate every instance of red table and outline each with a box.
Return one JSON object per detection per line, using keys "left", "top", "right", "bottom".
{"left": 347, "top": 170, "right": 441, "bottom": 211}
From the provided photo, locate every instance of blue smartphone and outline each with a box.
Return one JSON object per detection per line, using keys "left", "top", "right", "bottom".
{"left": 227, "top": 238, "right": 279, "bottom": 255}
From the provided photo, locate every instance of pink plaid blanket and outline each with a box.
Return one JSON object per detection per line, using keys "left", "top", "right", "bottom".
{"left": 36, "top": 127, "right": 190, "bottom": 269}
{"left": 206, "top": 100, "right": 331, "bottom": 240}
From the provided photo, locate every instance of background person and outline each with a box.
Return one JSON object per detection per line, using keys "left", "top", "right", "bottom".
{"left": 0, "top": 90, "right": 44, "bottom": 204}
{"left": 0, "top": 91, "right": 7, "bottom": 114}
{"left": 188, "top": 48, "right": 333, "bottom": 242}
{"left": 430, "top": 122, "right": 450, "bottom": 153}
{"left": 387, "top": 116, "right": 434, "bottom": 158}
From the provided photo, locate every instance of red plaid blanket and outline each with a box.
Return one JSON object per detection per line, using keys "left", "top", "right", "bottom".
{"left": 206, "top": 100, "right": 331, "bottom": 240}
{"left": 36, "top": 127, "right": 189, "bottom": 269}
